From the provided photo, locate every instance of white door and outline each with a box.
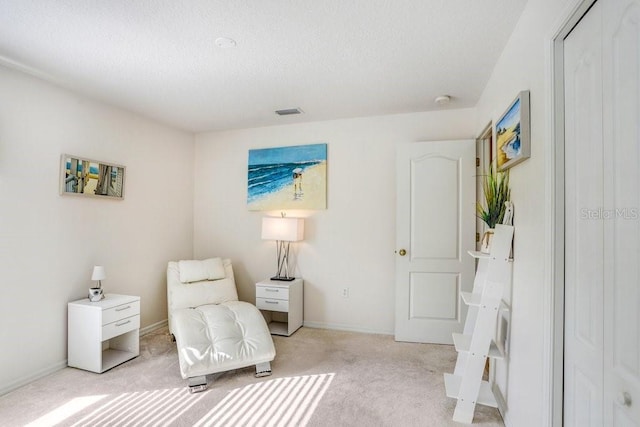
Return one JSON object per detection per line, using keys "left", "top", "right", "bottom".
{"left": 564, "top": 0, "right": 640, "bottom": 424}
{"left": 564, "top": 2, "right": 605, "bottom": 423}
{"left": 602, "top": 0, "right": 640, "bottom": 423}
{"left": 395, "top": 140, "right": 475, "bottom": 344}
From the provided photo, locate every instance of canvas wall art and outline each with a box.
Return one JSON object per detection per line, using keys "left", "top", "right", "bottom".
{"left": 248, "top": 143, "right": 327, "bottom": 211}
{"left": 495, "top": 90, "right": 530, "bottom": 171}
{"left": 60, "top": 154, "right": 125, "bottom": 199}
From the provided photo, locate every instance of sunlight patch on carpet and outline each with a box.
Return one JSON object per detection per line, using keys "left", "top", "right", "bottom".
{"left": 40, "top": 387, "right": 209, "bottom": 426}
{"left": 194, "top": 373, "right": 335, "bottom": 427}
{"left": 25, "top": 395, "right": 108, "bottom": 427}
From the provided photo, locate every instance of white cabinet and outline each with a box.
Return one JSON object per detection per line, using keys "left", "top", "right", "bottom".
{"left": 256, "top": 278, "right": 303, "bottom": 336}
{"left": 68, "top": 294, "right": 140, "bottom": 373}
{"left": 444, "top": 224, "right": 513, "bottom": 424}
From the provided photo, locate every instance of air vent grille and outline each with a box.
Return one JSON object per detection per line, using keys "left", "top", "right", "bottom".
{"left": 275, "top": 108, "right": 303, "bottom": 116}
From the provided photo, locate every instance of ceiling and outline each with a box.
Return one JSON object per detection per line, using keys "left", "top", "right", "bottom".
{"left": 0, "top": 1, "right": 528, "bottom": 133}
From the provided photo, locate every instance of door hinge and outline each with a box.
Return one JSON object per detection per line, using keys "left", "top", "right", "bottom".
{"left": 476, "top": 157, "right": 480, "bottom": 167}
{"left": 476, "top": 232, "right": 480, "bottom": 242}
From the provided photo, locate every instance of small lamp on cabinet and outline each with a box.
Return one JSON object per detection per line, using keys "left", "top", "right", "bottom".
{"left": 89, "top": 266, "right": 106, "bottom": 302}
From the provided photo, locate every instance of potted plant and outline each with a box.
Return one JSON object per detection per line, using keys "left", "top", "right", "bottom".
{"left": 476, "top": 165, "right": 511, "bottom": 253}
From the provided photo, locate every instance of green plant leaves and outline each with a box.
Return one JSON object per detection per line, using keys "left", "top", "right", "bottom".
{"left": 476, "top": 165, "right": 511, "bottom": 228}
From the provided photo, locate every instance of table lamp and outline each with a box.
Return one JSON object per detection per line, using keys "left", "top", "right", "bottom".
{"left": 89, "top": 265, "right": 106, "bottom": 301}
{"left": 261, "top": 215, "right": 304, "bottom": 281}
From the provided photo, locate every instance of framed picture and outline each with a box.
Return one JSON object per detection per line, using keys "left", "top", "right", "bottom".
{"left": 247, "top": 143, "right": 327, "bottom": 211}
{"left": 495, "top": 90, "right": 530, "bottom": 171}
{"left": 60, "top": 154, "right": 126, "bottom": 199}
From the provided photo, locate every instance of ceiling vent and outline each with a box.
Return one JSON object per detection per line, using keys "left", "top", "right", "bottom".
{"left": 275, "top": 108, "right": 303, "bottom": 116}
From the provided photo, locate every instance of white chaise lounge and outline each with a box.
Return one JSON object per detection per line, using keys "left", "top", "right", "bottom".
{"left": 167, "top": 258, "right": 276, "bottom": 392}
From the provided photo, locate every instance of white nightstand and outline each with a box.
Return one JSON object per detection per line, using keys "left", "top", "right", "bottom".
{"left": 68, "top": 293, "right": 140, "bottom": 373}
{"left": 256, "top": 278, "right": 303, "bottom": 336}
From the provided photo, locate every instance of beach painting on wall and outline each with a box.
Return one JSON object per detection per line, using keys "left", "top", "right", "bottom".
{"left": 495, "top": 90, "right": 530, "bottom": 171}
{"left": 248, "top": 143, "right": 327, "bottom": 210}
{"left": 60, "top": 154, "right": 125, "bottom": 199}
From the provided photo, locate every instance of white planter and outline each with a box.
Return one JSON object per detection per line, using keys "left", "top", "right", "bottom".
{"left": 480, "top": 229, "right": 495, "bottom": 254}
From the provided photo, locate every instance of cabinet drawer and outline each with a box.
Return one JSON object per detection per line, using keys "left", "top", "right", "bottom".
{"left": 256, "top": 297, "right": 289, "bottom": 313}
{"left": 103, "top": 300, "right": 140, "bottom": 325}
{"left": 102, "top": 315, "right": 140, "bottom": 341}
{"left": 256, "top": 286, "right": 289, "bottom": 300}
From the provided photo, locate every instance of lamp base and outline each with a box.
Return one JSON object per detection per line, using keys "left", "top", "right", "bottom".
{"left": 270, "top": 276, "right": 296, "bottom": 281}
{"left": 88, "top": 287, "right": 104, "bottom": 302}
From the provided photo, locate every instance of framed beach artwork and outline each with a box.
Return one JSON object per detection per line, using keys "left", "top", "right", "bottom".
{"left": 495, "top": 90, "right": 530, "bottom": 171}
{"left": 247, "top": 143, "right": 327, "bottom": 211}
{"left": 60, "top": 154, "right": 125, "bottom": 199}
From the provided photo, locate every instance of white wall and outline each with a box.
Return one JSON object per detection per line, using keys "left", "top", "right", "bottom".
{"left": 474, "top": 0, "right": 580, "bottom": 425}
{"left": 0, "top": 65, "right": 194, "bottom": 394}
{"left": 193, "top": 110, "right": 476, "bottom": 334}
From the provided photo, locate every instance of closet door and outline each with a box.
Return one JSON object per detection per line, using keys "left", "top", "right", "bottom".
{"left": 565, "top": 0, "right": 640, "bottom": 425}
{"left": 564, "top": 1, "right": 605, "bottom": 425}
{"left": 602, "top": 0, "right": 640, "bottom": 424}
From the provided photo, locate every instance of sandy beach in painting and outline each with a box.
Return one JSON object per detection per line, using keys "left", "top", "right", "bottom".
{"left": 497, "top": 127, "right": 516, "bottom": 167}
{"left": 248, "top": 162, "right": 326, "bottom": 211}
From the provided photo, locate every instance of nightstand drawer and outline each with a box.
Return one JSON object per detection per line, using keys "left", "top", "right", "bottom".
{"left": 103, "top": 300, "right": 140, "bottom": 325}
{"left": 256, "top": 286, "right": 289, "bottom": 300}
{"left": 256, "top": 297, "right": 289, "bottom": 313}
{"left": 102, "top": 315, "right": 140, "bottom": 341}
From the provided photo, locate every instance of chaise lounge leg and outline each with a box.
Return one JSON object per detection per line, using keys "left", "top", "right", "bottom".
{"left": 187, "top": 376, "right": 207, "bottom": 393}
{"left": 255, "top": 362, "right": 272, "bottom": 378}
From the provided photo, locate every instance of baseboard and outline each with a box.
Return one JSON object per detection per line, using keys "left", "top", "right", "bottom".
{"left": 303, "top": 321, "right": 393, "bottom": 336}
{"left": 1, "top": 320, "right": 169, "bottom": 397}
{"left": 0, "top": 359, "right": 67, "bottom": 397}
{"left": 492, "top": 381, "right": 511, "bottom": 426}
{"left": 140, "top": 319, "right": 168, "bottom": 336}
{"left": 2, "top": 319, "right": 379, "bottom": 397}
{"left": 145, "top": 319, "right": 391, "bottom": 337}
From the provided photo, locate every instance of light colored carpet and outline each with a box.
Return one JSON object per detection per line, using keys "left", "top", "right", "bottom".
{"left": 0, "top": 327, "right": 504, "bottom": 426}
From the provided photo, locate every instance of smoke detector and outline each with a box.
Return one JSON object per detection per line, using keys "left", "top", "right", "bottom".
{"left": 434, "top": 95, "right": 451, "bottom": 106}
{"left": 215, "top": 37, "right": 237, "bottom": 48}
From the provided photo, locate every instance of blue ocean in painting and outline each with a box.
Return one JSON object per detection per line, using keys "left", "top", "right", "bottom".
{"left": 66, "top": 161, "right": 99, "bottom": 175}
{"left": 248, "top": 161, "right": 320, "bottom": 203}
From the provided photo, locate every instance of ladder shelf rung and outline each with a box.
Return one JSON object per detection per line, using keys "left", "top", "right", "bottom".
{"left": 443, "top": 373, "right": 498, "bottom": 408}
{"left": 460, "top": 291, "right": 482, "bottom": 306}
{"left": 460, "top": 292, "right": 510, "bottom": 312}
{"left": 467, "top": 250, "right": 513, "bottom": 262}
{"left": 468, "top": 250, "right": 490, "bottom": 259}
{"left": 452, "top": 333, "right": 504, "bottom": 359}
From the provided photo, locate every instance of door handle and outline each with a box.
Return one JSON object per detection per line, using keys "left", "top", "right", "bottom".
{"left": 398, "top": 249, "right": 407, "bottom": 256}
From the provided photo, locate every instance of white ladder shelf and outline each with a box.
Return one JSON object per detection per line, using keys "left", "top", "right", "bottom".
{"left": 444, "top": 224, "right": 514, "bottom": 424}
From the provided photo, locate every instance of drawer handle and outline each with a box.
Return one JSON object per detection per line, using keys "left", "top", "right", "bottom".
{"left": 115, "top": 320, "right": 131, "bottom": 327}
{"left": 115, "top": 305, "right": 131, "bottom": 312}
{"left": 265, "top": 289, "right": 279, "bottom": 292}
{"left": 265, "top": 300, "right": 279, "bottom": 304}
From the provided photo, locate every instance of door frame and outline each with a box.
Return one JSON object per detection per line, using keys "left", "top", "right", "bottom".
{"left": 476, "top": 123, "right": 492, "bottom": 252}
{"left": 548, "top": 0, "right": 598, "bottom": 425}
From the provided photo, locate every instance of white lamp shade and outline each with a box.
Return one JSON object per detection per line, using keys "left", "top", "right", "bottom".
{"left": 91, "top": 266, "right": 106, "bottom": 281}
{"left": 261, "top": 217, "right": 304, "bottom": 242}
